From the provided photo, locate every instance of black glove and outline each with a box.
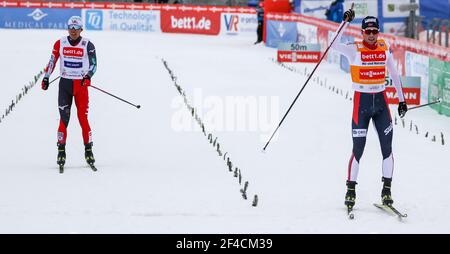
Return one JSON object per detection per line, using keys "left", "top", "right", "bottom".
{"left": 343, "top": 9, "right": 355, "bottom": 22}
{"left": 81, "top": 75, "right": 91, "bottom": 87}
{"left": 41, "top": 77, "right": 49, "bottom": 90}
{"left": 398, "top": 101, "right": 408, "bottom": 118}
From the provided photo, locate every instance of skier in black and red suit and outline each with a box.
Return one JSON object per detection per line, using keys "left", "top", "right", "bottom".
{"left": 42, "top": 16, "right": 97, "bottom": 169}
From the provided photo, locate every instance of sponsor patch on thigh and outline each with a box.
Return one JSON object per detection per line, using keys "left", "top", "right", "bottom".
{"left": 384, "top": 123, "right": 393, "bottom": 135}
{"left": 352, "top": 129, "right": 367, "bottom": 137}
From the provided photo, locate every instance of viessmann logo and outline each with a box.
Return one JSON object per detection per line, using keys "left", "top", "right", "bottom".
{"left": 359, "top": 69, "right": 385, "bottom": 79}
{"left": 63, "top": 47, "right": 84, "bottom": 57}
{"left": 277, "top": 51, "right": 320, "bottom": 63}
{"left": 361, "top": 51, "right": 386, "bottom": 62}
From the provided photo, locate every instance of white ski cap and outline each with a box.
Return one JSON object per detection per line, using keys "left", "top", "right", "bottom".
{"left": 67, "top": 16, "right": 83, "bottom": 28}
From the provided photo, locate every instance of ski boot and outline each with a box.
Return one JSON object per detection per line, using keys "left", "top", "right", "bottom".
{"left": 345, "top": 180, "right": 357, "bottom": 209}
{"left": 381, "top": 177, "right": 394, "bottom": 206}
{"left": 85, "top": 142, "right": 95, "bottom": 165}
{"left": 57, "top": 143, "right": 66, "bottom": 173}
{"left": 85, "top": 142, "right": 97, "bottom": 171}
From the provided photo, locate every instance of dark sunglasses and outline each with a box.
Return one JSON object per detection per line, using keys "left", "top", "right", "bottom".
{"left": 68, "top": 24, "right": 82, "bottom": 30}
{"left": 363, "top": 29, "right": 379, "bottom": 35}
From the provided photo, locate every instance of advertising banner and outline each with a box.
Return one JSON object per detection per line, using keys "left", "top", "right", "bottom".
{"left": 432, "top": 61, "right": 450, "bottom": 116}
{"left": 277, "top": 43, "right": 321, "bottom": 63}
{"left": 442, "top": 62, "right": 450, "bottom": 117}
{"left": 299, "top": 0, "right": 330, "bottom": 20}
{"left": 382, "top": 0, "right": 420, "bottom": 18}
{"left": 390, "top": 41, "right": 406, "bottom": 76}
{"left": 296, "top": 22, "right": 317, "bottom": 44}
{"left": 385, "top": 76, "right": 421, "bottom": 105}
{"left": 265, "top": 20, "right": 298, "bottom": 48}
{"left": 0, "top": 7, "right": 81, "bottom": 29}
{"left": 220, "top": 13, "right": 257, "bottom": 36}
{"left": 428, "top": 58, "right": 444, "bottom": 113}
{"left": 405, "top": 51, "right": 429, "bottom": 104}
{"left": 300, "top": 0, "right": 377, "bottom": 19}
{"left": 83, "top": 9, "right": 160, "bottom": 32}
{"left": 317, "top": 26, "right": 329, "bottom": 61}
{"left": 160, "top": 9, "right": 220, "bottom": 35}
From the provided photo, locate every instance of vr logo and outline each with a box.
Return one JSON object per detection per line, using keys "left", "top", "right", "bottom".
{"left": 224, "top": 15, "right": 239, "bottom": 32}
{"left": 85, "top": 10, "right": 102, "bottom": 30}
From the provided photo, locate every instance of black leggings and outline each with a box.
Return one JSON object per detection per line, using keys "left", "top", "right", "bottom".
{"left": 347, "top": 91, "right": 394, "bottom": 182}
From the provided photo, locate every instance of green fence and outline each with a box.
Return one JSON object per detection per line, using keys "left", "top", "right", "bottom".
{"left": 428, "top": 58, "right": 450, "bottom": 116}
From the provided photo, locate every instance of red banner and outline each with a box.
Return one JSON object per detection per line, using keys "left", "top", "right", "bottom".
{"left": 385, "top": 87, "right": 421, "bottom": 105}
{"left": 160, "top": 10, "right": 220, "bottom": 35}
{"left": 277, "top": 51, "right": 321, "bottom": 63}
{"left": 317, "top": 27, "right": 329, "bottom": 61}
{"left": 266, "top": 12, "right": 449, "bottom": 63}
{"left": 0, "top": 2, "right": 256, "bottom": 13}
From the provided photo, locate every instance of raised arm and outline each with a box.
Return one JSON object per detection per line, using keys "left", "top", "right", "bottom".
{"left": 330, "top": 22, "right": 356, "bottom": 61}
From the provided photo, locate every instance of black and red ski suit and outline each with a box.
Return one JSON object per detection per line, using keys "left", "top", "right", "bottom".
{"left": 44, "top": 36, "right": 97, "bottom": 145}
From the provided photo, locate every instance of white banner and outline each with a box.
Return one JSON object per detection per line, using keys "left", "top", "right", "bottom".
{"left": 220, "top": 13, "right": 257, "bottom": 36}
{"left": 345, "top": 0, "right": 378, "bottom": 18}
{"left": 301, "top": 0, "right": 377, "bottom": 19}
{"left": 405, "top": 50, "right": 429, "bottom": 104}
{"left": 382, "top": 0, "right": 420, "bottom": 18}
{"left": 300, "top": 0, "right": 332, "bottom": 19}
{"left": 296, "top": 22, "right": 318, "bottom": 44}
{"left": 83, "top": 9, "right": 161, "bottom": 32}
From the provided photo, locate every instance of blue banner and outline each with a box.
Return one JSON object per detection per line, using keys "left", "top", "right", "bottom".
{"left": 0, "top": 8, "right": 81, "bottom": 29}
{"left": 266, "top": 20, "right": 298, "bottom": 48}
{"left": 419, "top": 0, "right": 450, "bottom": 25}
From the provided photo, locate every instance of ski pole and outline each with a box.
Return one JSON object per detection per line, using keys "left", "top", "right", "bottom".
{"left": 49, "top": 76, "right": 60, "bottom": 85}
{"left": 408, "top": 98, "right": 442, "bottom": 111}
{"left": 90, "top": 85, "right": 141, "bottom": 109}
{"left": 262, "top": 4, "right": 354, "bottom": 151}
{"left": 45, "top": 76, "right": 140, "bottom": 109}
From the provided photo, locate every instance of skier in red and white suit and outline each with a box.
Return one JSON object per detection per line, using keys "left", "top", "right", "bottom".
{"left": 331, "top": 11, "right": 408, "bottom": 209}
{"left": 42, "top": 16, "right": 97, "bottom": 167}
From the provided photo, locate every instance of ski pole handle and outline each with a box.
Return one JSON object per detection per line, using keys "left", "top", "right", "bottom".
{"left": 344, "top": 3, "right": 355, "bottom": 22}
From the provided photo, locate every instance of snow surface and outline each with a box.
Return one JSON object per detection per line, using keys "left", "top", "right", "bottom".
{"left": 0, "top": 29, "right": 449, "bottom": 233}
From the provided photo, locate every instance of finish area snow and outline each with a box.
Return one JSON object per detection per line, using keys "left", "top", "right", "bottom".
{"left": 1, "top": 29, "right": 449, "bottom": 233}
